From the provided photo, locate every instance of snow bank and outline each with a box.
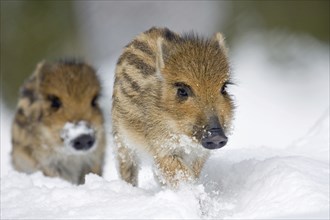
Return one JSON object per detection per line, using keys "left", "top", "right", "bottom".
{"left": 1, "top": 173, "right": 204, "bottom": 219}
{"left": 1, "top": 109, "right": 328, "bottom": 219}
{"left": 203, "top": 154, "right": 329, "bottom": 219}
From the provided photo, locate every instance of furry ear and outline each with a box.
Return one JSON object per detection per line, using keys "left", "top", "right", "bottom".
{"left": 35, "top": 60, "right": 47, "bottom": 74}
{"left": 156, "top": 37, "right": 165, "bottom": 77}
{"left": 34, "top": 60, "right": 52, "bottom": 81}
{"left": 214, "top": 32, "right": 228, "bottom": 55}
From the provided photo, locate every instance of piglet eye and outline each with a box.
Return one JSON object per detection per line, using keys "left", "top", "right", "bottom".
{"left": 221, "top": 83, "right": 227, "bottom": 95}
{"left": 177, "top": 87, "right": 188, "bottom": 98}
{"left": 175, "top": 82, "right": 192, "bottom": 101}
{"left": 221, "top": 81, "right": 233, "bottom": 95}
{"left": 48, "top": 95, "right": 61, "bottom": 110}
{"left": 91, "top": 95, "right": 98, "bottom": 108}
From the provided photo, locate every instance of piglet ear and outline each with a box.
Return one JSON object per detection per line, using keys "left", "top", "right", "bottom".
{"left": 35, "top": 60, "right": 49, "bottom": 75}
{"left": 35, "top": 60, "right": 47, "bottom": 75}
{"left": 156, "top": 37, "right": 165, "bottom": 77}
{"left": 34, "top": 60, "right": 53, "bottom": 82}
{"left": 213, "top": 32, "right": 228, "bottom": 55}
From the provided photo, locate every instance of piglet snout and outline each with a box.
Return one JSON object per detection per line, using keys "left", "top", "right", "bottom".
{"left": 72, "top": 134, "right": 95, "bottom": 151}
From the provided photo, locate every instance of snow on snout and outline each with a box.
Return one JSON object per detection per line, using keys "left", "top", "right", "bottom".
{"left": 60, "top": 121, "right": 96, "bottom": 153}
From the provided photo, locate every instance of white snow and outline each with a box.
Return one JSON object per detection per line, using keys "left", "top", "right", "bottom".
{"left": 1, "top": 32, "right": 329, "bottom": 219}
{"left": 61, "top": 121, "right": 95, "bottom": 142}
{"left": 60, "top": 121, "right": 96, "bottom": 154}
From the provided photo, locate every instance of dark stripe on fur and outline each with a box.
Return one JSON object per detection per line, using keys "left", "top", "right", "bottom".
{"left": 125, "top": 52, "right": 156, "bottom": 76}
{"left": 119, "top": 85, "right": 145, "bottom": 108}
{"left": 21, "top": 88, "right": 36, "bottom": 103}
{"left": 14, "top": 107, "right": 29, "bottom": 128}
{"left": 162, "top": 28, "right": 177, "bottom": 42}
{"left": 120, "top": 85, "right": 135, "bottom": 100}
{"left": 122, "top": 70, "right": 141, "bottom": 92}
{"left": 114, "top": 101, "right": 130, "bottom": 116}
{"left": 145, "top": 27, "right": 178, "bottom": 42}
{"left": 17, "top": 108, "right": 24, "bottom": 116}
{"left": 14, "top": 115, "right": 28, "bottom": 128}
{"left": 131, "top": 40, "right": 155, "bottom": 59}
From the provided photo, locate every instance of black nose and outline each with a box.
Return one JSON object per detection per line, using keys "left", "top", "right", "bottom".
{"left": 72, "top": 134, "right": 95, "bottom": 151}
{"left": 201, "top": 128, "right": 228, "bottom": 149}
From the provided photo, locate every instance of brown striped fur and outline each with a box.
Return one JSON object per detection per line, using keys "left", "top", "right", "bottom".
{"left": 11, "top": 60, "right": 106, "bottom": 184}
{"left": 112, "top": 27, "right": 234, "bottom": 188}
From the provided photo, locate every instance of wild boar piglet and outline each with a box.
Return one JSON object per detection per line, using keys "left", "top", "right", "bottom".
{"left": 11, "top": 60, "right": 106, "bottom": 184}
{"left": 112, "top": 27, "right": 234, "bottom": 188}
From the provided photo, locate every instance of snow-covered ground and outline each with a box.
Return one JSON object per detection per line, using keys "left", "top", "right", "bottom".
{"left": 1, "top": 32, "right": 329, "bottom": 219}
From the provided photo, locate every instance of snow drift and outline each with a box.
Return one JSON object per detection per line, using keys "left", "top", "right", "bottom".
{"left": 1, "top": 109, "right": 329, "bottom": 219}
